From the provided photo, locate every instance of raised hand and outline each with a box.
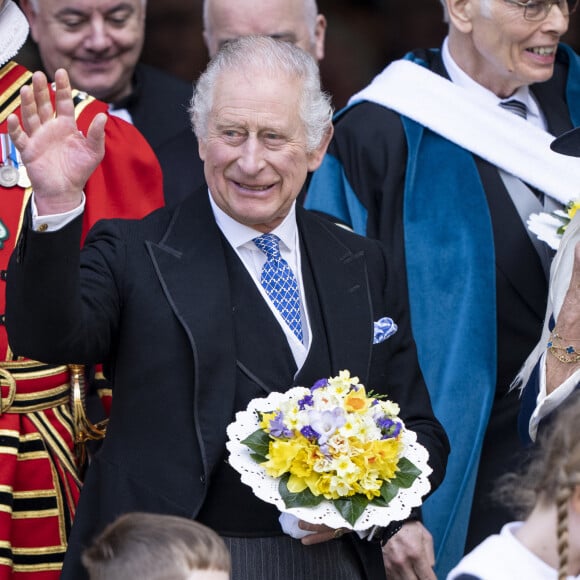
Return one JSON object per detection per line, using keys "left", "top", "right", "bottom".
{"left": 7, "top": 68, "right": 107, "bottom": 215}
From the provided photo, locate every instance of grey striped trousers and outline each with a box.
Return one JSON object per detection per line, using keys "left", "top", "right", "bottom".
{"left": 223, "top": 535, "right": 366, "bottom": 579}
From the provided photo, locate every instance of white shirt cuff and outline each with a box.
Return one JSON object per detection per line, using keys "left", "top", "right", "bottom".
{"left": 528, "top": 351, "right": 580, "bottom": 440}
{"left": 31, "top": 193, "right": 86, "bottom": 232}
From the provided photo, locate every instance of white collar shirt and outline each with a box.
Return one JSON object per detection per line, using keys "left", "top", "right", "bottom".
{"left": 209, "top": 191, "right": 311, "bottom": 370}
{"left": 442, "top": 36, "right": 547, "bottom": 130}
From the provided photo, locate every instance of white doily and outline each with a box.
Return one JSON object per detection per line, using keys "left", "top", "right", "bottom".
{"left": 226, "top": 388, "right": 432, "bottom": 531}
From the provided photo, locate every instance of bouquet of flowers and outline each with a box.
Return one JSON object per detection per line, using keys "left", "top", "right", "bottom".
{"left": 527, "top": 200, "right": 580, "bottom": 250}
{"left": 226, "top": 370, "right": 431, "bottom": 530}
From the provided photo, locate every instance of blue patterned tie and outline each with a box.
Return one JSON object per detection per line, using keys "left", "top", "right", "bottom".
{"left": 253, "top": 233, "right": 303, "bottom": 343}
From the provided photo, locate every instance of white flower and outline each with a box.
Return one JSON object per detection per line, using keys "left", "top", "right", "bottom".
{"left": 378, "top": 400, "right": 400, "bottom": 418}
{"left": 527, "top": 211, "right": 566, "bottom": 250}
{"left": 311, "top": 389, "right": 342, "bottom": 411}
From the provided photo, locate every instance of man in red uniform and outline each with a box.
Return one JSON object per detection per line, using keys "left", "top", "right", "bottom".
{"left": 0, "top": 1, "right": 164, "bottom": 576}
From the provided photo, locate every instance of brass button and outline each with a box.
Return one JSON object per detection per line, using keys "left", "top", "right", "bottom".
{"left": 36, "top": 223, "right": 49, "bottom": 232}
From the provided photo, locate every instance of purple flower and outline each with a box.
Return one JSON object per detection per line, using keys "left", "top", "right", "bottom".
{"left": 300, "top": 425, "right": 319, "bottom": 440}
{"left": 308, "top": 408, "right": 346, "bottom": 444}
{"left": 298, "top": 395, "right": 314, "bottom": 410}
{"left": 269, "top": 411, "right": 293, "bottom": 438}
{"left": 311, "top": 378, "right": 328, "bottom": 391}
{"left": 377, "top": 417, "right": 402, "bottom": 439}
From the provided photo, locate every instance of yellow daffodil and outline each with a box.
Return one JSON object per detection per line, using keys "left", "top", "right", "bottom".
{"left": 344, "top": 388, "right": 371, "bottom": 413}
{"left": 263, "top": 438, "right": 304, "bottom": 478}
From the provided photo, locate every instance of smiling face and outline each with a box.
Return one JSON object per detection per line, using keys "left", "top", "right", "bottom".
{"left": 447, "top": 0, "right": 569, "bottom": 96}
{"left": 198, "top": 68, "right": 329, "bottom": 233}
{"left": 22, "top": 0, "right": 145, "bottom": 102}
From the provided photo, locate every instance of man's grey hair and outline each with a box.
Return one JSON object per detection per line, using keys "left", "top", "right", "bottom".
{"left": 202, "top": 0, "right": 320, "bottom": 46}
{"left": 191, "top": 35, "right": 333, "bottom": 153}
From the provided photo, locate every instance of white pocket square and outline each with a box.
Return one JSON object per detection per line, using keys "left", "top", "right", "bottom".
{"left": 373, "top": 317, "right": 398, "bottom": 344}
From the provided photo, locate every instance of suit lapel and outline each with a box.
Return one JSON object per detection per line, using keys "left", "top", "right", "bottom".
{"left": 484, "top": 67, "right": 573, "bottom": 319}
{"left": 477, "top": 158, "right": 548, "bottom": 319}
{"left": 297, "top": 208, "right": 373, "bottom": 385}
{"left": 145, "top": 190, "right": 237, "bottom": 477}
{"left": 436, "top": 49, "right": 568, "bottom": 320}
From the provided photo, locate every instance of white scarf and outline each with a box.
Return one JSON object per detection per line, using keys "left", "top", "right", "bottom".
{"left": 0, "top": 1, "right": 29, "bottom": 67}
{"left": 349, "top": 59, "right": 580, "bottom": 205}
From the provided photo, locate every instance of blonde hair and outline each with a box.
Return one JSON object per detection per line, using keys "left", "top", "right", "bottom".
{"left": 82, "top": 512, "right": 230, "bottom": 580}
{"left": 495, "top": 392, "right": 580, "bottom": 579}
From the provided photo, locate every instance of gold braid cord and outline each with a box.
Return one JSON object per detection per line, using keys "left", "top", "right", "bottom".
{"left": 69, "top": 364, "right": 108, "bottom": 471}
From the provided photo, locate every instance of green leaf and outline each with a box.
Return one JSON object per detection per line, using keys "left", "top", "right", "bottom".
{"left": 279, "top": 475, "right": 324, "bottom": 509}
{"left": 376, "top": 481, "right": 399, "bottom": 506}
{"left": 392, "top": 457, "right": 421, "bottom": 489}
{"left": 334, "top": 494, "right": 369, "bottom": 527}
{"left": 241, "top": 428, "right": 270, "bottom": 462}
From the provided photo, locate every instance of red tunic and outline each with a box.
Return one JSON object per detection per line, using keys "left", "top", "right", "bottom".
{"left": 0, "top": 61, "right": 164, "bottom": 578}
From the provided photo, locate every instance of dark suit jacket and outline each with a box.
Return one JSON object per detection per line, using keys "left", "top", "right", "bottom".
{"left": 115, "top": 63, "right": 205, "bottom": 206}
{"left": 6, "top": 188, "right": 449, "bottom": 579}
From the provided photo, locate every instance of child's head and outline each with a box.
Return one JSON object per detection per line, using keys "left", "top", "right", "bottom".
{"left": 497, "top": 391, "right": 580, "bottom": 579}
{"left": 82, "top": 512, "right": 231, "bottom": 580}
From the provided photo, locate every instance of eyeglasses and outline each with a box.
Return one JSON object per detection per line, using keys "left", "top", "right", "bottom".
{"left": 503, "top": 0, "right": 578, "bottom": 21}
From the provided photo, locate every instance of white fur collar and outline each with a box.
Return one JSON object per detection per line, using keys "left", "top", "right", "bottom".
{"left": 0, "top": 1, "right": 29, "bottom": 67}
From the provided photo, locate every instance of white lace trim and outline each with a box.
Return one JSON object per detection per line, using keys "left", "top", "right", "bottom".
{"left": 226, "top": 388, "right": 432, "bottom": 530}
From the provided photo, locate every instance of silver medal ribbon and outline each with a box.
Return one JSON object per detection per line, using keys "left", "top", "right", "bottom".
{"left": 0, "top": 133, "right": 30, "bottom": 188}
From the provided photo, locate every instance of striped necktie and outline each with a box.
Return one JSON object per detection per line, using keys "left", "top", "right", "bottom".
{"left": 499, "top": 99, "right": 528, "bottom": 119}
{"left": 253, "top": 233, "right": 303, "bottom": 343}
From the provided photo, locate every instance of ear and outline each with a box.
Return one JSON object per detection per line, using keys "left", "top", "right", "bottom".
{"left": 312, "top": 15, "right": 327, "bottom": 62}
{"left": 19, "top": 0, "right": 40, "bottom": 42}
{"left": 307, "top": 125, "right": 334, "bottom": 173}
{"left": 198, "top": 138, "right": 207, "bottom": 162}
{"left": 202, "top": 29, "right": 213, "bottom": 57}
{"left": 446, "top": 0, "right": 475, "bottom": 33}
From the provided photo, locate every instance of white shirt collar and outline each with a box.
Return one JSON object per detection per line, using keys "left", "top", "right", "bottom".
{"left": 208, "top": 189, "right": 299, "bottom": 253}
{"left": 0, "top": 1, "right": 29, "bottom": 67}
{"left": 441, "top": 37, "right": 544, "bottom": 128}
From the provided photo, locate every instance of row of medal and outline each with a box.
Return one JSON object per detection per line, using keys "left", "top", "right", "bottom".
{"left": 0, "top": 133, "right": 31, "bottom": 189}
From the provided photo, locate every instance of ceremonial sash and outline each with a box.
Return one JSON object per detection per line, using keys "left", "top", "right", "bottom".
{"left": 349, "top": 47, "right": 580, "bottom": 205}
